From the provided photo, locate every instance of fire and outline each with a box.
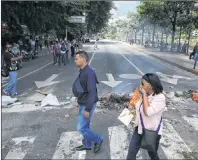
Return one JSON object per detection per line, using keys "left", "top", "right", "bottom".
{"left": 128, "top": 88, "right": 140, "bottom": 107}
{"left": 192, "top": 92, "right": 198, "bottom": 102}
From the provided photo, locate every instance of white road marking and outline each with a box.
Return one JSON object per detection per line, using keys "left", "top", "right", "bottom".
{"left": 2, "top": 102, "right": 73, "bottom": 113}
{"left": 119, "top": 53, "right": 144, "bottom": 75}
{"left": 35, "top": 74, "right": 60, "bottom": 88}
{"left": 119, "top": 74, "right": 142, "bottom": 80}
{"left": 2, "top": 61, "right": 53, "bottom": 87}
{"left": 107, "top": 73, "right": 116, "bottom": 82}
{"left": 45, "top": 74, "right": 59, "bottom": 82}
{"left": 52, "top": 131, "right": 86, "bottom": 159}
{"left": 156, "top": 72, "right": 190, "bottom": 85}
{"left": 108, "top": 125, "right": 142, "bottom": 159}
{"left": 101, "top": 73, "right": 122, "bottom": 88}
{"left": 5, "top": 136, "right": 35, "bottom": 159}
{"left": 183, "top": 116, "right": 198, "bottom": 131}
{"left": 89, "top": 52, "right": 95, "bottom": 65}
{"left": 160, "top": 120, "right": 192, "bottom": 159}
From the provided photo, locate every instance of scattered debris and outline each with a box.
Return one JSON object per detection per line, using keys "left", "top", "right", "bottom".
{"left": 175, "top": 91, "right": 183, "bottom": 97}
{"left": 65, "top": 114, "right": 70, "bottom": 118}
{"left": 41, "top": 94, "right": 60, "bottom": 107}
{"left": 35, "top": 90, "right": 48, "bottom": 95}
{"left": 71, "top": 97, "right": 76, "bottom": 102}
{"left": 166, "top": 92, "right": 175, "bottom": 99}
{"left": 98, "top": 93, "right": 130, "bottom": 110}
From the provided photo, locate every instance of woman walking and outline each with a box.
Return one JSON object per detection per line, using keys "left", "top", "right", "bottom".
{"left": 127, "top": 73, "right": 166, "bottom": 160}
{"left": 193, "top": 43, "right": 198, "bottom": 69}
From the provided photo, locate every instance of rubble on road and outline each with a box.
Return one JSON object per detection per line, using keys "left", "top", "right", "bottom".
{"left": 98, "top": 90, "right": 198, "bottom": 111}
{"left": 98, "top": 93, "right": 130, "bottom": 110}
{"left": 4, "top": 89, "right": 197, "bottom": 112}
{"left": 41, "top": 94, "right": 60, "bottom": 107}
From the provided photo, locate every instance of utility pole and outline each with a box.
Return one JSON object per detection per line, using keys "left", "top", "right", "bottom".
{"left": 65, "top": 27, "right": 67, "bottom": 41}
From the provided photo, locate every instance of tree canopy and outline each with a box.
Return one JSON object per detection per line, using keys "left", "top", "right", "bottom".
{"left": 1, "top": 1, "right": 113, "bottom": 38}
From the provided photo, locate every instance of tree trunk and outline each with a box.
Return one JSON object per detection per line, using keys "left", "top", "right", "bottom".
{"left": 166, "top": 33, "right": 168, "bottom": 43}
{"left": 126, "top": 32, "right": 128, "bottom": 42}
{"left": 171, "top": 25, "right": 176, "bottom": 52}
{"left": 178, "top": 26, "right": 182, "bottom": 47}
{"left": 152, "top": 23, "right": 156, "bottom": 47}
{"left": 141, "top": 27, "right": 144, "bottom": 45}
{"left": 171, "top": 12, "right": 177, "bottom": 52}
{"left": 135, "top": 31, "right": 137, "bottom": 43}
{"left": 187, "top": 27, "right": 192, "bottom": 55}
{"left": 160, "top": 31, "right": 164, "bottom": 51}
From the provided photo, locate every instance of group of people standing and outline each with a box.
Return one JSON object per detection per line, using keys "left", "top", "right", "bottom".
{"left": 51, "top": 39, "right": 78, "bottom": 66}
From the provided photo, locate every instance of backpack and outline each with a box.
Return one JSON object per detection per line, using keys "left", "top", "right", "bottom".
{"left": 9, "top": 52, "right": 18, "bottom": 71}
{"left": 60, "top": 43, "right": 66, "bottom": 51}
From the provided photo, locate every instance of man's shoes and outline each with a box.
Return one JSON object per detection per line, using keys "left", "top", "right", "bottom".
{"left": 94, "top": 140, "right": 103, "bottom": 153}
{"left": 75, "top": 145, "right": 91, "bottom": 151}
{"left": 2, "top": 90, "right": 9, "bottom": 96}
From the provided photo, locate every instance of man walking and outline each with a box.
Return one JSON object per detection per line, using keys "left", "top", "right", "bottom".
{"left": 59, "top": 40, "right": 67, "bottom": 66}
{"left": 72, "top": 51, "right": 103, "bottom": 153}
{"left": 53, "top": 40, "right": 59, "bottom": 65}
{"left": 193, "top": 43, "right": 198, "bottom": 69}
{"left": 3, "top": 45, "right": 23, "bottom": 96}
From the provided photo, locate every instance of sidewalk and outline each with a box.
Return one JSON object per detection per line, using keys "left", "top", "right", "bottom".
{"left": 120, "top": 41, "right": 198, "bottom": 76}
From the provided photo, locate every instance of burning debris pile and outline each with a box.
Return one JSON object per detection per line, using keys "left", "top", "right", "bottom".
{"left": 98, "top": 93, "right": 131, "bottom": 110}
{"left": 98, "top": 90, "right": 198, "bottom": 111}
{"left": 166, "top": 90, "right": 198, "bottom": 103}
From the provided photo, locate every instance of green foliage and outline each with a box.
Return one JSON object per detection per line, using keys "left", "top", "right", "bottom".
{"left": 1, "top": 1, "right": 113, "bottom": 37}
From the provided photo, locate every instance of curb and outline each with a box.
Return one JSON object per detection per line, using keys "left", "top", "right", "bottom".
{"left": 120, "top": 42, "right": 198, "bottom": 76}
{"left": 149, "top": 54, "right": 198, "bottom": 76}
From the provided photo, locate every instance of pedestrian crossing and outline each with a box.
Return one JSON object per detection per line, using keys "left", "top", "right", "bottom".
{"left": 2, "top": 119, "right": 195, "bottom": 160}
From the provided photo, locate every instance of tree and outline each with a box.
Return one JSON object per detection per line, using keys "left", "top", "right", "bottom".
{"left": 137, "top": 1, "right": 167, "bottom": 46}
{"left": 1, "top": 1, "right": 113, "bottom": 40}
{"left": 86, "top": 1, "right": 113, "bottom": 35}
{"left": 162, "top": 1, "right": 196, "bottom": 51}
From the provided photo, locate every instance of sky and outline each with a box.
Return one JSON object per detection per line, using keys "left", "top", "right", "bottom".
{"left": 111, "top": 1, "right": 140, "bottom": 19}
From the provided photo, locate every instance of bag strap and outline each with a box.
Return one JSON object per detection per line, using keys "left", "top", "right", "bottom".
{"left": 139, "top": 102, "right": 162, "bottom": 132}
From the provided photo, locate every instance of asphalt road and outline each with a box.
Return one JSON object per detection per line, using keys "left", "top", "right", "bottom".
{"left": 2, "top": 40, "right": 198, "bottom": 159}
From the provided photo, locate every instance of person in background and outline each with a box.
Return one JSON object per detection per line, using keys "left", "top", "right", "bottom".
{"left": 127, "top": 73, "right": 166, "bottom": 160}
{"left": 71, "top": 40, "right": 75, "bottom": 57}
{"left": 53, "top": 41, "right": 60, "bottom": 65}
{"left": 3, "top": 45, "right": 23, "bottom": 97}
{"left": 190, "top": 43, "right": 198, "bottom": 59}
{"left": 193, "top": 43, "right": 198, "bottom": 69}
{"left": 18, "top": 39, "right": 23, "bottom": 53}
{"left": 59, "top": 40, "right": 67, "bottom": 66}
{"left": 67, "top": 40, "right": 71, "bottom": 63}
{"left": 73, "top": 51, "right": 103, "bottom": 153}
{"left": 12, "top": 43, "right": 22, "bottom": 68}
{"left": 39, "top": 36, "right": 43, "bottom": 50}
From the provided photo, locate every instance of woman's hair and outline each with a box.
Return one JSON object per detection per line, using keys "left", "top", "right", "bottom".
{"left": 142, "top": 73, "right": 163, "bottom": 95}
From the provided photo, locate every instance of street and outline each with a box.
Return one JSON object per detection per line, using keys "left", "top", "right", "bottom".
{"left": 2, "top": 40, "right": 198, "bottom": 159}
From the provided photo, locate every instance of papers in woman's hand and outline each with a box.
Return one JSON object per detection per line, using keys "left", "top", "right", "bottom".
{"left": 118, "top": 108, "right": 134, "bottom": 127}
